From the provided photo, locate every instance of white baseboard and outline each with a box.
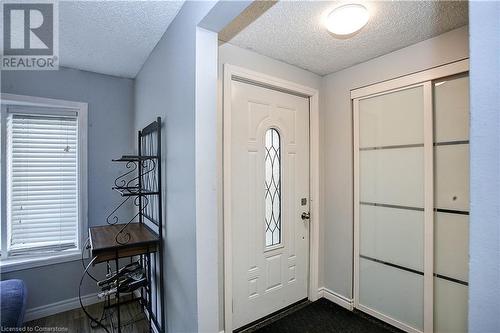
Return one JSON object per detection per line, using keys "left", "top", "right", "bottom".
{"left": 25, "top": 293, "right": 101, "bottom": 322}
{"left": 317, "top": 287, "right": 354, "bottom": 311}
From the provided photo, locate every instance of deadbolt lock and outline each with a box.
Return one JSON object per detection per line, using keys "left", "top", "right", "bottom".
{"left": 301, "top": 212, "right": 310, "bottom": 221}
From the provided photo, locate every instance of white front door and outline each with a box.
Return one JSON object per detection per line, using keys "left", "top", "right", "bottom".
{"left": 230, "top": 79, "right": 310, "bottom": 329}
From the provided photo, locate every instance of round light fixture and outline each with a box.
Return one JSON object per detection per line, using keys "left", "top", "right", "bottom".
{"left": 325, "top": 4, "right": 369, "bottom": 36}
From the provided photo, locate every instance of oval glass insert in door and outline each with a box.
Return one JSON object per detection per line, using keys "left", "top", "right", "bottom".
{"left": 358, "top": 85, "right": 425, "bottom": 331}
{"left": 265, "top": 128, "right": 282, "bottom": 247}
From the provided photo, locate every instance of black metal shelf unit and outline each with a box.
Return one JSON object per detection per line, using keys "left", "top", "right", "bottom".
{"left": 83, "top": 117, "right": 165, "bottom": 333}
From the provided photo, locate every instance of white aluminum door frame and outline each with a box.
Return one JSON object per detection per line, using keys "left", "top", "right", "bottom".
{"left": 222, "top": 64, "right": 320, "bottom": 332}
{"left": 351, "top": 59, "right": 469, "bottom": 333}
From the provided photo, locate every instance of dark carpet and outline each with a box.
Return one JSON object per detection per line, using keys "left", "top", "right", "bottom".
{"left": 251, "top": 298, "right": 403, "bottom": 333}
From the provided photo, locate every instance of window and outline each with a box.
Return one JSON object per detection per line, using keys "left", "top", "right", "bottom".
{"left": 264, "top": 128, "right": 281, "bottom": 247}
{"left": 1, "top": 94, "right": 87, "bottom": 271}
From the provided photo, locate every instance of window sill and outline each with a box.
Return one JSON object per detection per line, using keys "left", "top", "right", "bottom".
{"left": 0, "top": 250, "right": 85, "bottom": 273}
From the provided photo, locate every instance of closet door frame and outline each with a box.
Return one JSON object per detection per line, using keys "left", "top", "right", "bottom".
{"left": 351, "top": 59, "right": 469, "bottom": 333}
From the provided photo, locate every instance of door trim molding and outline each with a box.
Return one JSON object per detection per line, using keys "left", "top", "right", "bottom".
{"left": 222, "top": 64, "right": 320, "bottom": 332}
{"left": 350, "top": 58, "right": 469, "bottom": 99}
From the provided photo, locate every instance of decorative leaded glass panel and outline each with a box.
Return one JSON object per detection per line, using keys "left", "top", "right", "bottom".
{"left": 265, "top": 128, "right": 281, "bottom": 247}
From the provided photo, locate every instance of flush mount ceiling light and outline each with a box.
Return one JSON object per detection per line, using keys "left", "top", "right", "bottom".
{"left": 325, "top": 4, "right": 369, "bottom": 36}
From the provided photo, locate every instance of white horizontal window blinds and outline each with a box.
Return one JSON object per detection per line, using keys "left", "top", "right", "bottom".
{"left": 7, "top": 112, "right": 79, "bottom": 255}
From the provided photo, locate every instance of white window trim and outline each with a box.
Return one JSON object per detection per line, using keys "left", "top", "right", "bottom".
{"left": 0, "top": 93, "right": 88, "bottom": 273}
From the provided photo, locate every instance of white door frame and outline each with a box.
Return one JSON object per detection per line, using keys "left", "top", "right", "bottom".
{"left": 351, "top": 58, "right": 469, "bottom": 333}
{"left": 222, "top": 64, "right": 320, "bottom": 332}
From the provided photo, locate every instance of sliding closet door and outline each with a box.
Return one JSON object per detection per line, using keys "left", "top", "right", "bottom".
{"left": 353, "top": 61, "right": 470, "bottom": 333}
{"left": 355, "top": 85, "right": 426, "bottom": 332}
{"left": 433, "top": 74, "right": 469, "bottom": 333}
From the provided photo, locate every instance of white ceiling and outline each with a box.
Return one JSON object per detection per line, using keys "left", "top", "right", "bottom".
{"left": 60, "top": 1, "right": 184, "bottom": 78}
{"left": 225, "top": 1, "right": 468, "bottom": 76}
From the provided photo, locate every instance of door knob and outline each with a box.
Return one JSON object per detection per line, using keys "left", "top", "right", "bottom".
{"left": 301, "top": 212, "right": 310, "bottom": 221}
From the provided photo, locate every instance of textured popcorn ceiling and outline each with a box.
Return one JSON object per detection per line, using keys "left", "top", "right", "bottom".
{"left": 224, "top": 1, "right": 468, "bottom": 76}
{"left": 59, "top": 1, "right": 184, "bottom": 78}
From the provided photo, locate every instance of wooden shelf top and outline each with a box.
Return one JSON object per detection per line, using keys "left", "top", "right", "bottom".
{"left": 89, "top": 223, "right": 159, "bottom": 263}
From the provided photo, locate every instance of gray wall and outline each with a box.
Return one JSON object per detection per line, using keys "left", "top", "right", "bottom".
{"left": 219, "top": 42, "right": 323, "bottom": 90}
{"left": 321, "top": 26, "right": 469, "bottom": 298}
{"left": 134, "top": 2, "right": 221, "bottom": 332}
{"left": 1, "top": 67, "right": 135, "bottom": 309}
{"left": 468, "top": 2, "right": 500, "bottom": 332}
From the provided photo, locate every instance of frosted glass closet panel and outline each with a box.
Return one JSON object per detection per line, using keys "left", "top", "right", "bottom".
{"left": 435, "top": 145, "right": 469, "bottom": 211}
{"left": 360, "top": 205, "right": 424, "bottom": 270}
{"left": 359, "top": 86, "right": 424, "bottom": 147}
{"left": 358, "top": 86, "right": 424, "bottom": 331}
{"left": 433, "top": 74, "right": 469, "bottom": 333}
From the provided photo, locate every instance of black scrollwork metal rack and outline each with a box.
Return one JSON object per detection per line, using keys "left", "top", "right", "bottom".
{"left": 85, "top": 117, "right": 165, "bottom": 333}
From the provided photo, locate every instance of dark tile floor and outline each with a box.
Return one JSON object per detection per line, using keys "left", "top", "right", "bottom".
{"left": 246, "top": 298, "right": 403, "bottom": 333}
